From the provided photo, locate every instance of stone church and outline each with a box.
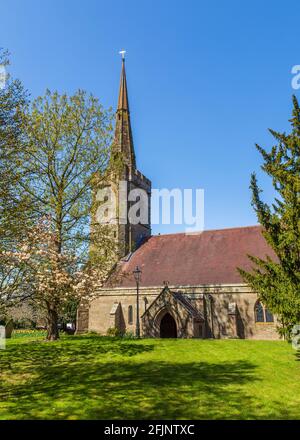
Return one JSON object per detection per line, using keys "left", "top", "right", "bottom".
{"left": 77, "top": 58, "right": 279, "bottom": 340}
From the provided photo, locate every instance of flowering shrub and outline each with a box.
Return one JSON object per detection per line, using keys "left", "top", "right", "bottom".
{"left": 1, "top": 217, "right": 112, "bottom": 340}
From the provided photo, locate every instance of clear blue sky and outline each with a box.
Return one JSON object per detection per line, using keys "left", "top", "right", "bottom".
{"left": 1, "top": 0, "right": 299, "bottom": 234}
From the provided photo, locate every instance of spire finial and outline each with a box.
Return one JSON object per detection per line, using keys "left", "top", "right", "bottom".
{"left": 114, "top": 49, "right": 136, "bottom": 169}
{"left": 117, "top": 50, "right": 129, "bottom": 111}
{"left": 119, "top": 49, "right": 126, "bottom": 60}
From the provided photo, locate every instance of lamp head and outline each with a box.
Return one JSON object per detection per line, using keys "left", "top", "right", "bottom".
{"left": 133, "top": 266, "right": 142, "bottom": 283}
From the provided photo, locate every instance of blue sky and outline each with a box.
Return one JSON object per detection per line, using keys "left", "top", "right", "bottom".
{"left": 1, "top": 0, "right": 299, "bottom": 234}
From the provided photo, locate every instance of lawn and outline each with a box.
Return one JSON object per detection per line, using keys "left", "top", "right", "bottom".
{"left": 0, "top": 332, "right": 299, "bottom": 420}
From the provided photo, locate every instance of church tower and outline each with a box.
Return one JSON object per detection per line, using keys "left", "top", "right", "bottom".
{"left": 94, "top": 55, "right": 151, "bottom": 259}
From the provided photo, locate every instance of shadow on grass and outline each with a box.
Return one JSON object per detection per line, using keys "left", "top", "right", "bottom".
{"left": 0, "top": 335, "right": 152, "bottom": 369}
{"left": 0, "top": 336, "right": 291, "bottom": 420}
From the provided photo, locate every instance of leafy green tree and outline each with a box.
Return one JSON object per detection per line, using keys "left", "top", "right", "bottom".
{"left": 20, "top": 89, "right": 113, "bottom": 252}
{"left": 0, "top": 49, "right": 31, "bottom": 313}
{"left": 15, "top": 89, "right": 115, "bottom": 339}
{"left": 239, "top": 96, "right": 300, "bottom": 338}
{"left": 0, "top": 49, "right": 29, "bottom": 239}
{"left": 0, "top": 50, "right": 29, "bottom": 245}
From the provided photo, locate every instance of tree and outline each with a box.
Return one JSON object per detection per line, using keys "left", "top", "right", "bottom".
{"left": 0, "top": 49, "right": 31, "bottom": 314}
{"left": 20, "top": 89, "right": 113, "bottom": 251}
{"left": 0, "top": 49, "right": 30, "bottom": 239}
{"left": 14, "top": 89, "right": 115, "bottom": 339}
{"left": 239, "top": 96, "right": 300, "bottom": 338}
{"left": 2, "top": 217, "right": 105, "bottom": 340}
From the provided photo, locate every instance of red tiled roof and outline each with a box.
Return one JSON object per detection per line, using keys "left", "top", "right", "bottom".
{"left": 115, "top": 226, "right": 276, "bottom": 288}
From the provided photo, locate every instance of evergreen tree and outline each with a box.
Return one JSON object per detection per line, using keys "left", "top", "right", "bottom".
{"left": 239, "top": 96, "right": 300, "bottom": 338}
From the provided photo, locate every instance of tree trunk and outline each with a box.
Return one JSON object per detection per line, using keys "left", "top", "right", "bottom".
{"left": 46, "top": 307, "right": 59, "bottom": 341}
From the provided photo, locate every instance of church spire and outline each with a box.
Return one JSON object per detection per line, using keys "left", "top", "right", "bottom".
{"left": 113, "top": 52, "right": 136, "bottom": 170}
{"left": 118, "top": 57, "right": 129, "bottom": 111}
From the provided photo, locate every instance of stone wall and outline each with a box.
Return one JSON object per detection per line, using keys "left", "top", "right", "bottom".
{"left": 85, "top": 283, "right": 280, "bottom": 340}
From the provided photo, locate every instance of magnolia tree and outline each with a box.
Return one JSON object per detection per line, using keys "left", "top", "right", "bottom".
{"left": 2, "top": 217, "right": 114, "bottom": 340}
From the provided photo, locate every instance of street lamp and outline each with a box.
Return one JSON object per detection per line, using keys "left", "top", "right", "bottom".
{"left": 133, "top": 266, "right": 142, "bottom": 338}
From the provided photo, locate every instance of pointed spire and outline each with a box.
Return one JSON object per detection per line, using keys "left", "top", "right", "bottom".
{"left": 117, "top": 58, "right": 129, "bottom": 111}
{"left": 113, "top": 53, "right": 136, "bottom": 170}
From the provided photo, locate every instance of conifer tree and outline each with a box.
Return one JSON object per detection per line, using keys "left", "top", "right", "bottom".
{"left": 239, "top": 96, "right": 300, "bottom": 338}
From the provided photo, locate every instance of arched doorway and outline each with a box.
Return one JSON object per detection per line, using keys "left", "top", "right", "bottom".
{"left": 160, "top": 313, "right": 177, "bottom": 338}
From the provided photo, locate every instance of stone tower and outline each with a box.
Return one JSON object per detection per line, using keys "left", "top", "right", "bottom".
{"left": 94, "top": 56, "right": 151, "bottom": 259}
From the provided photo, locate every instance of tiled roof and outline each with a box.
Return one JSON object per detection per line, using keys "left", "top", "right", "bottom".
{"left": 113, "top": 226, "right": 276, "bottom": 288}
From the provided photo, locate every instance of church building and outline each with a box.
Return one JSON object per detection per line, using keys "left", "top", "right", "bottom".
{"left": 77, "top": 57, "right": 279, "bottom": 340}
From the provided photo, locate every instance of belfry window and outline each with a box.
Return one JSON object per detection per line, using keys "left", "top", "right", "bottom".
{"left": 255, "top": 301, "right": 274, "bottom": 323}
{"left": 128, "top": 305, "right": 133, "bottom": 324}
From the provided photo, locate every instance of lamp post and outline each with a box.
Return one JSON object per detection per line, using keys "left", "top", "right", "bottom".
{"left": 133, "top": 266, "right": 142, "bottom": 338}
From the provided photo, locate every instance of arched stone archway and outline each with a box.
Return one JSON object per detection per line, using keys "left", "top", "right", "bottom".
{"left": 142, "top": 287, "right": 205, "bottom": 338}
{"left": 160, "top": 313, "right": 177, "bottom": 338}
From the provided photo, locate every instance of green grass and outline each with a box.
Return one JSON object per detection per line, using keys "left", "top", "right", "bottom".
{"left": 0, "top": 333, "right": 299, "bottom": 420}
